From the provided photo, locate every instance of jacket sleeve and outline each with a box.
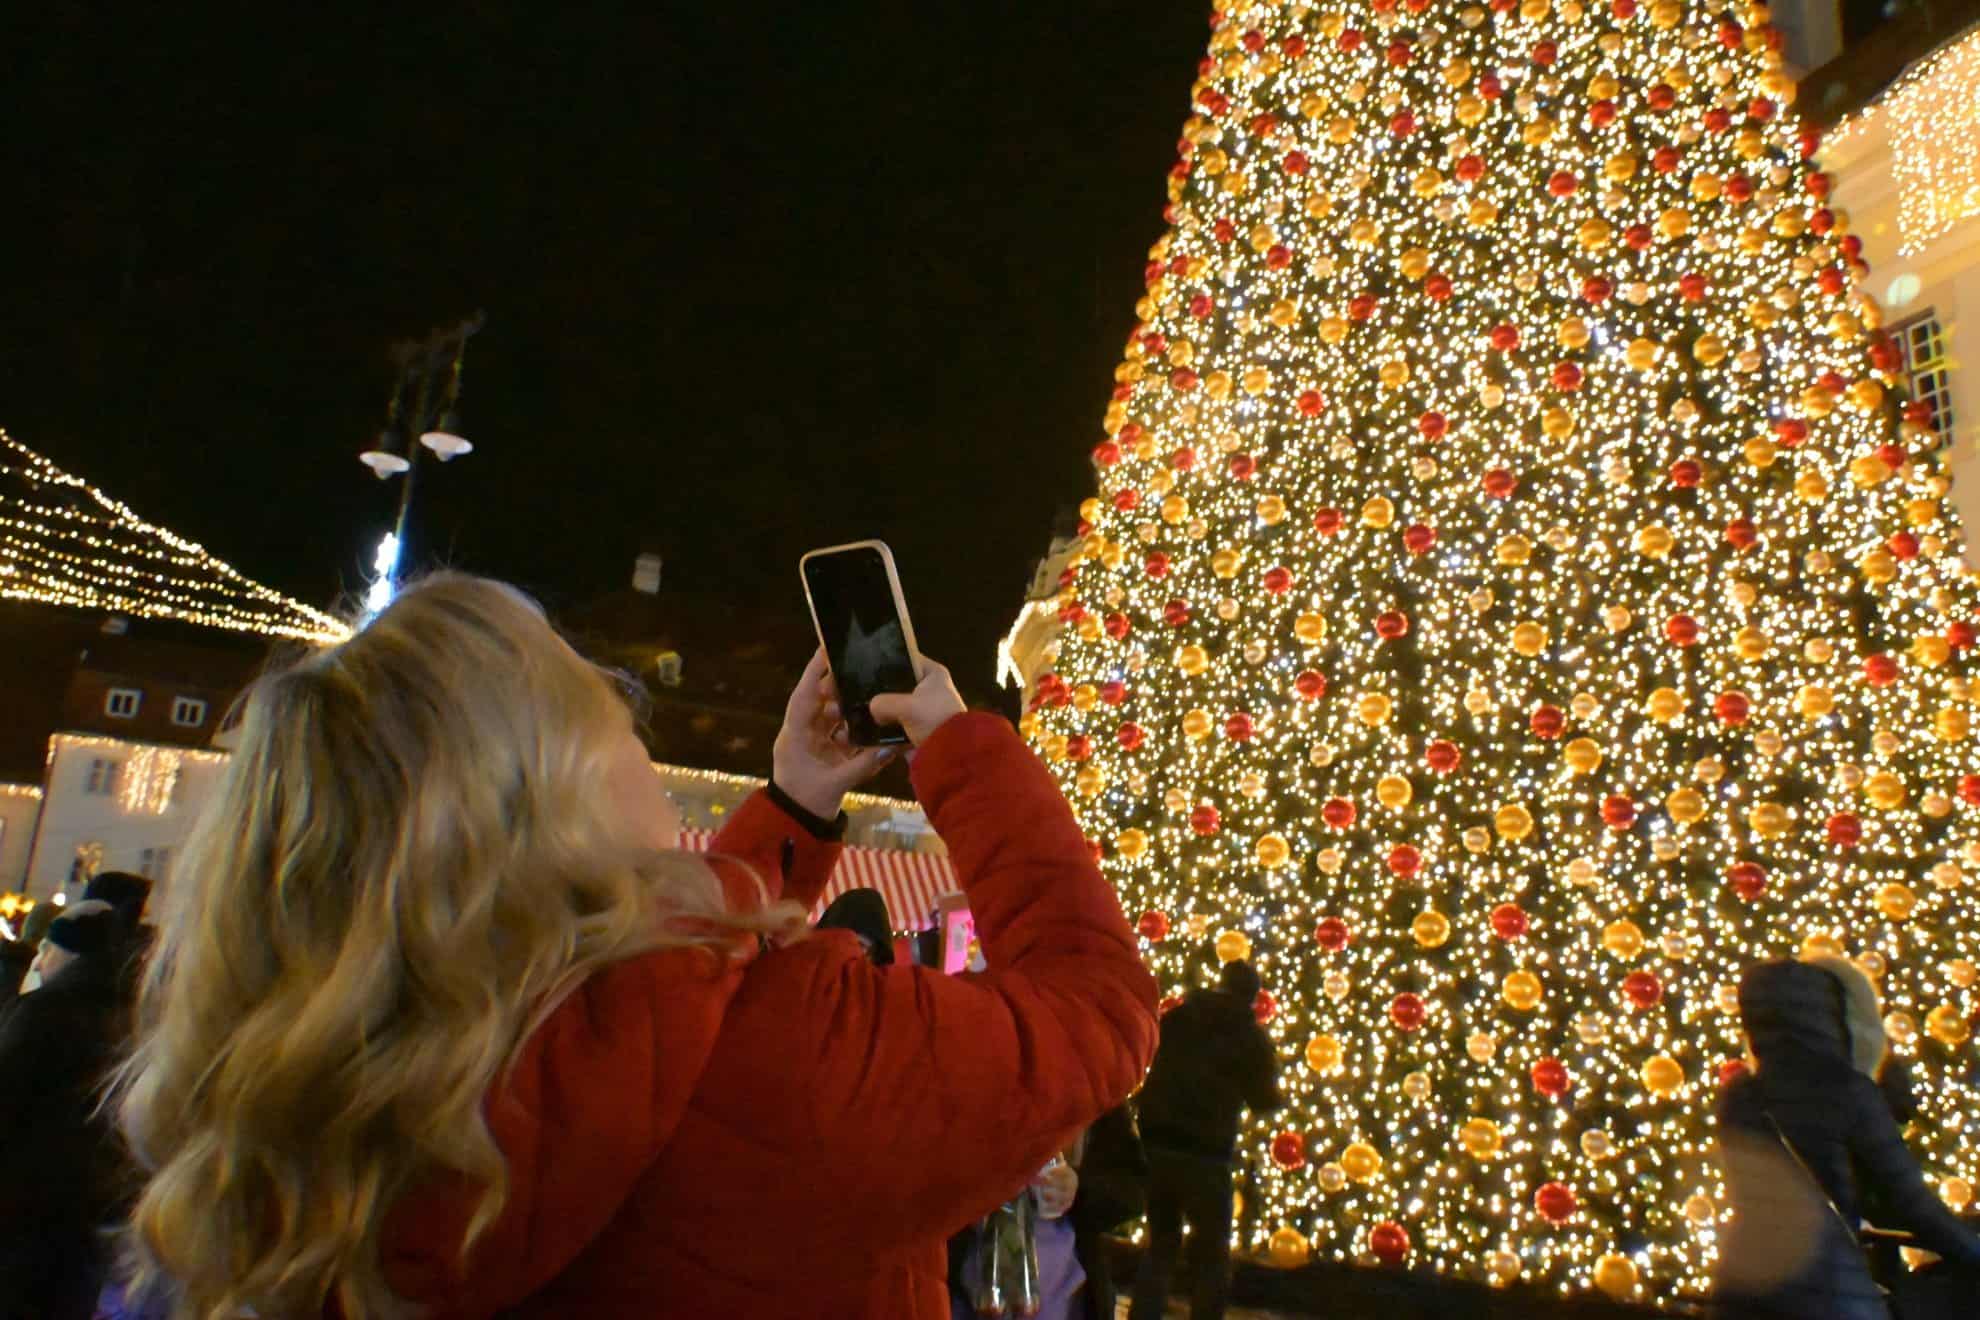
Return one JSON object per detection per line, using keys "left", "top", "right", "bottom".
{"left": 708, "top": 786, "right": 845, "bottom": 911}
{"left": 1846, "top": 1082, "right": 1980, "bottom": 1266}
{"left": 776, "top": 714, "right": 1159, "bottom": 1249}
{"left": 1243, "top": 1024, "right": 1285, "bottom": 1114}
{"left": 381, "top": 948, "right": 744, "bottom": 1314}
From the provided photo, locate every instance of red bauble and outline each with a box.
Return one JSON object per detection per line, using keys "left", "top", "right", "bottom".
{"left": 1390, "top": 111, "right": 1417, "bottom": 137}
{"left": 1376, "top": 610, "right": 1410, "bottom": 640}
{"left": 1532, "top": 1057, "right": 1571, "bottom": 1098}
{"left": 1225, "top": 712, "right": 1256, "bottom": 742}
{"left": 1298, "top": 389, "right": 1326, "bottom": 416}
{"left": 1283, "top": 150, "right": 1310, "bottom": 176}
{"left": 1818, "top": 266, "right": 1847, "bottom": 295}
{"left": 1322, "top": 797, "right": 1358, "bottom": 829}
{"left": 1531, "top": 39, "right": 1558, "bottom": 64}
{"left": 1807, "top": 171, "right": 1832, "bottom": 199}
{"left": 1547, "top": 170, "right": 1579, "bottom": 197}
{"left": 1959, "top": 774, "right": 1980, "bottom": 806}
{"left": 1425, "top": 740, "right": 1462, "bottom": 774}
{"left": 1188, "top": 293, "right": 1214, "bottom": 319}
{"left": 1266, "top": 244, "right": 1293, "bottom": 270}
{"left": 1189, "top": 804, "right": 1221, "bottom": 836}
{"left": 1456, "top": 153, "right": 1486, "bottom": 182}
{"left": 1719, "top": 1059, "right": 1750, "bottom": 1086}
{"left": 1163, "top": 598, "right": 1191, "bottom": 627}
{"left": 1137, "top": 910, "right": 1170, "bottom": 942}
{"left": 1112, "top": 488, "right": 1139, "bottom": 512}
{"left": 1314, "top": 507, "right": 1346, "bottom": 535}
{"left": 1530, "top": 704, "right": 1566, "bottom": 739}
{"left": 1725, "top": 173, "right": 1754, "bottom": 202}
{"left": 1092, "top": 441, "right": 1121, "bottom": 467}
{"left": 1350, "top": 292, "right": 1379, "bottom": 321}
{"left": 1489, "top": 322, "right": 1521, "bottom": 350}
{"left": 1869, "top": 338, "right": 1902, "bottom": 372}
{"left": 1159, "top": 992, "right": 1185, "bottom": 1016}
{"left": 1241, "top": 28, "right": 1266, "bottom": 52}
{"left": 1810, "top": 206, "right": 1835, "bottom": 235}
{"left": 1653, "top": 145, "right": 1681, "bottom": 173}
{"left": 1483, "top": 467, "right": 1518, "bottom": 499}
{"left": 1369, "top": 1222, "right": 1411, "bottom": 1265}
{"left": 1589, "top": 98, "right": 1617, "bottom": 127}
{"left": 1479, "top": 71, "right": 1503, "bottom": 98}
{"left": 1145, "top": 551, "right": 1172, "bottom": 578}
{"left": 1679, "top": 271, "right": 1708, "bottom": 301}
{"left": 1104, "top": 612, "right": 1131, "bottom": 640}
{"left": 1718, "top": 19, "right": 1745, "bottom": 48}
{"left": 1169, "top": 445, "right": 1196, "bottom": 471}
{"left": 1315, "top": 916, "right": 1351, "bottom": 951}
{"left": 1271, "top": 1130, "right": 1306, "bottom": 1170}
{"left": 1491, "top": 903, "right": 1530, "bottom": 940}
{"left": 1212, "top": 217, "right": 1236, "bottom": 243}
{"left": 1714, "top": 691, "right": 1752, "bottom": 725}
{"left": 1228, "top": 452, "right": 1258, "bottom": 480}
{"left": 1099, "top": 680, "right": 1127, "bottom": 706}
{"left": 1729, "top": 860, "right": 1768, "bottom": 901}
{"left": 1057, "top": 601, "right": 1087, "bottom": 625}
{"left": 1827, "top": 812, "right": 1863, "bottom": 848}
{"left": 1581, "top": 276, "right": 1612, "bottom": 303}
{"left": 1169, "top": 367, "right": 1199, "bottom": 392}
{"left": 1704, "top": 106, "right": 1732, "bottom": 134}
{"left": 1338, "top": 27, "right": 1365, "bottom": 51}
{"left": 1949, "top": 621, "right": 1977, "bottom": 651}
{"left": 1425, "top": 273, "right": 1453, "bottom": 302}
{"left": 1603, "top": 795, "right": 1639, "bottom": 830}
{"left": 1387, "top": 39, "right": 1412, "bottom": 66}
{"left": 1612, "top": 0, "right": 1638, "bottom": 15}
{"left": 1623, "top": 970, "right": 1664, "bottom": 1010}
{"left": 1263, "top": 565, "right": 1294, "bottom": 594}
{"left": 1390, "top": 992, "right": 1428, "bottom": 1031}
{"left": 1725, "top": 518, "right": 1759, "bottom": 550}
{"left": 1282, "top": 33, "right": 1307, "bottom": 56}
{"left": 1648, "top": 83, "right": 1676, "bottom": 111}
{"left": 1419, "top": 410, "right": 1449, "bottom": 440}
{"left": 1388, "top": 844, "right": 1424, "bottom": 878}
{"left": 1670, "top": 459, "right": 1703, "bottom": 487}
{"left": 1253, "top": 991, "right": 1277, "bottom": 1025}
{"left": 1535, "top": 1182, "right": 1578, "bottom": 1225}
{"left": 1249, "top": 112, "right": 1277, "bottom": 137}
{"left": 1403, "top": 523, "right": 1437, "bottom": 555}
{"left": 1625, "top": 223, "right": 1654, "bottom": 250}
{"left": 1552, "top": 361, "right": 1584, "bottom": 391}
{"left": 1295, "top": 670, "right": 1328, "bottom": 701}
{"left": 1774, "top": 417, "right": 1809, "bottom": 447}
{"left": 1799, "top": 125, "right": 1823, "bottom": 157}
{"left": 1864, "top": 653, "right": 1900, "bottom": 686}
{"left": 1665, "top": 613, "right": 1700, "bottom": 647}
{"left": 1117, "top": 723, "right": 1146, "bottom": 751}
{"left": 1065, "top": 734, "right": 1092, "bottom": 762}
{"left": 1889, "top": 531, "right": 1920, "bottom": 561}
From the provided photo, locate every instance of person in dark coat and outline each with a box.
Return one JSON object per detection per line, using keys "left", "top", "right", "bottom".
{"left": 0, "top": 904, "right": 59, "bottom": 1015}
{"left": 1714, "top": 958, "right": 1980, "bottom": 1319}
{"left": 816, "top": 886, "right": 896, "bottom": 965}
{"left": 0, "top": 904, "right": 129, "bottom": 1320}
{"left": 1128, "top": 960, "right": 1283, "bottom": 1320}
{"left": 1067, "top": 1103, "right": 1148, "bottom": 1320}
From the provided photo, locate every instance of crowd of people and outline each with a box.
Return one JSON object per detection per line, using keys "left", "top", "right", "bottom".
{"left": 0, "top": 573, "right": 1975, "bottom": 1320}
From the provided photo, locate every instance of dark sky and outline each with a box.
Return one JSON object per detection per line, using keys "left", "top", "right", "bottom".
{"left": 3, "top": 3, "right": 1205, "bottom": 697}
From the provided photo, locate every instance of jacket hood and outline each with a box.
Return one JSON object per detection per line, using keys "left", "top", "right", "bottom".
{"left": 1739, "top": 959, "right": 1852, "bottom": 1070}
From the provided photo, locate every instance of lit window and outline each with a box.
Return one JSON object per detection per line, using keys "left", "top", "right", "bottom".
{"left": 655, "top": 650, "right": 685, "bottom": 687}
{"left": 105, "top": 688, "right": 142, "bottom": 719}
{"left": 85, "top": 759, "right": 121, "bottom": 796}
{"left": 1894, "top": 312, "right": 1957, "bottom": 451}
{"left": 171, "top": 696, "right": 208, "bottom": 728}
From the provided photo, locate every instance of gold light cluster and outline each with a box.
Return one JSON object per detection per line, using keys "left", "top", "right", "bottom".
{"left": 1023, "top": 0, "right": 1980, "bottom": 1305}
{"left": 1, "top": 429, "right": 349, "bottom": 645}
{"left": 1828, "top": 26, "right": 1980, "bottom": 256}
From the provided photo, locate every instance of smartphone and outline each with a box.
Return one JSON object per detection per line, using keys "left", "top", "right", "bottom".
{"left": 799, "top": 540, "right": 925, "bottom": 746}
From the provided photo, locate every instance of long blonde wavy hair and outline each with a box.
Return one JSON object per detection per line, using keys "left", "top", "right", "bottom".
{"left": 117, "top": 574, "right": 804, "bottom": 1319}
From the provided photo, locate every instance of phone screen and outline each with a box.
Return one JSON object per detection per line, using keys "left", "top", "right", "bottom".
{"left": 803, "top": 545, "right": 918, "bottom": 746}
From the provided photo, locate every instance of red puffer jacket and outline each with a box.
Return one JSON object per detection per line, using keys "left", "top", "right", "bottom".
{"left": 378, "top": 713, "right": 1158, "bottom": 1318}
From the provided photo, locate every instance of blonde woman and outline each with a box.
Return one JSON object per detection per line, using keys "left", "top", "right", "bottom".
{"left": 117, "top": 575, "right": 1158, "bottom": 1319}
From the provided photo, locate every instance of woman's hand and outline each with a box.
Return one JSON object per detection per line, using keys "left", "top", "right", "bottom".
{"left": 772, "top": 650, "right": 896, "bottom": 820}
{"left": 866, "top": 658, "right": 967, "bottom": 747}
{"left": 1032, "top": 1159, "right": 1078, "bottom": 1220}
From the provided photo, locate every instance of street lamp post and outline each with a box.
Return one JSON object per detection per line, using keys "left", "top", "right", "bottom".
{"left": 357, "top": 314, "right": 485, "bottom": 616}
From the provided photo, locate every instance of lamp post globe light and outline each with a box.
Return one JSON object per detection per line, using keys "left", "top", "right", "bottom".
{"left": 357, "top": 314, "right": 484, "bottom": 617}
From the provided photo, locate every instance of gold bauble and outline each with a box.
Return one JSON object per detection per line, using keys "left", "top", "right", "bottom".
{"left": 1635, "top": 523, "right": 1675, "bottom": 557}
{"left": 1579, "top": 216, "right": 1614, "bottom": 248}
{"left": 1860, "top": 548, "right": 1898, "bottom": 584}
{"left": 1412, "top": 910, "right": 1452, "bottom": 948}
{"left": 1319, "top": 315, "right": 1348, "bottom": 344}
{"left": 1467, "top": 1031, "right": 1497, "bottom": 1062}
{"left": 1875, "top": 883, "right": 1918, "bottom": 921}
{"left": 1864, "top": 771, "right": 1906, "bottom": 810}
{"left": 1071, "top": 682, "right": 1099, "bottom": 711}
{"left": 1665, "top": 788, "right": 1706, "bottom": 825}
{"left": 1307, "top": 1034, "right": 1345, "bottom": 1074}
{"left": 1626, "top": 338, "right": 1661, "bottom": 371}
{"left": 1182, "top": 709, "right": 1214, "bottom": 740}
{"left": 1256, "top": 834, "right": 1291, "bottom": 868}
{"left": 1377, "top": 775, "right": 1413, "bottom": 809}
{"left": 1487, "top": 1251, "right": 1522, "bottom": 1287}
{"left": 1796, "top": 470, "right": 1831, "bottom": 502}
{"left": 1115, "top": 829, "right": 1149, "bottom": 860}
{"left": 1927, "top": 1004, "right": 1971, "bottom": 1046}
{"left": 1604, "top": 605, "right": 1633, "bottom": 633}
{"left": 1641, "top": 1055, "right": 1685, "bottom": 1096}
{"left": 1160, "top": 494, "right": 1189, "bottom": 524}
{"left": 1178, "top": 644, "right": 1210, "bottom": 676}
{"left": 1887, "top": 1010, "right": 1919, "bottom": 1046}
{"left": 1295, "top": 612, "right": 1327, "bottom": 643}
{"left": 1566, "top": 856, "right": 1598, "bottom": 886}
{"left": 1211, "top": 548, "right": 1242, "bottom": 579}
{"left": 1215, "top": 929, "right": 1253, "bottom": 963}
{"left": 1358, "top": 693, "right": 1393, "bottom": 725}
{"left": 1457, "top": 95, "right": 1488, "bottom": 126}
{"left": 1361, "top": 496, "right": 1396, "bottom": 528}
{"left": 1594, "top": 1255, "right": 1640, "bottom": 1301}
{"left": 1317, "top": 1163, "right": 1347, "bottom": 1193}
{"left": 1341, "top": 1142, "right": 1383, "bottom": 1183}
{"left": 1398, "top": 247, "right": 1432, "bottom": 281}
{"left": 1512, "top": 622, "right": 1548, "bottom": 656}
{"left": 1603, "top": 920, "right": 1646, "bottom": 959}
{"left": 1851, "top": 454, "right": 1893, "bottom": 487}
{"left": 1268, "top": 1227, "right": 1310, "bottom": 1268}
{"left": 1803, "top": 932, "right": 1844, "bottom": 960}
{"left": 1467, "top": 196, "right": 1500, "bottom": 226}
{"left": 1943, "top": 1177, "right": 1975, "bottom": 1211}
{"left": 1938, "top": 707, "right": 1971, "bottom": 742}
{"left": 1693, "top": 333, "right": 1726, "bottom": 366}
{"left": 1647, "top": 687, "right": 1685, "bottom": 722}
{"left": 1685, "top": 1195, "right": 1717, "bottom": 1225}
{"left": 1564, "top": 738, "right": 1603, "bottom": 774}
{"left": 1558, "top": 316, "right": 1590, "bottom": 349}
{"left": 1497, "top": 534, "right": 1532, "bottom": 565}
{"left": 1580, "top": 1129, "right": 1614, "bottom": 1160}
{"left": 1075, "top": 766, "right": 1106, "bottom": 797}
{"left": 1495, "top": 803, "right": 1536, "bottom": 841}
{"left": 1378, "top": 358, "right": 1410, "bottom": 389}
{"left": 1914, "top": 634, "right": 1952, "bottom": 667}
{"left": 1798, "top": 684, "right": 1834, "bottom": 718}
{"left": 1744, "top": 435, "right": 1778, "bottom": 467}
{"left": 1503, "top": 971, "right": 1543, "bottom": 1011}
{"left": 1658, "top": 206, "right": 1691, "bottom": 239}
{"left": 1748, "top": 802, "right": 1792, "bottom": 838}
{"left": 1257, "top": 493, "right": 1287, "bottom": 525}
{"left": 1460, "top": 1118, "right": 1503, "bottom": 1160}
{"left": 1240, "top": 366, "right": 1272, "bottom": 397}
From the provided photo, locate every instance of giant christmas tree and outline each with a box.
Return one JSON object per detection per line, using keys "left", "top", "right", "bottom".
{"left": 1023, "top": 0, "right": 1980, "bottom": 1303}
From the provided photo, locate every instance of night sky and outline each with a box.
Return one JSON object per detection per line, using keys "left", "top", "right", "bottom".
{"left": 4, "top": 3, "right": 1207, "bottom": 697}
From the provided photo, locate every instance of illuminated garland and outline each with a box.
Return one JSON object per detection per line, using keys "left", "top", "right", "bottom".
{"left": 1826, "top": 24, "right": 1980, "bottom": 256}
{"left": 1024, "top": 0, "right": 1980, "bottom": 1305}
{"left": 0, "top": 429, "right": 350, "bottom": 644}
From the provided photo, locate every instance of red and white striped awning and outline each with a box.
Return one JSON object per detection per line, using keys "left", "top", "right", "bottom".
{"left": 678, "top": 828, "right": 958, "bottom": 932}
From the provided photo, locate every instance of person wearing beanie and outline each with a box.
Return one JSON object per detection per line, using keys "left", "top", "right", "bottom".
{"left": 815, "top": 887, "right": 896, "bottom": 966}
{"left": 1128, "top": 961, "right": 1283, "bottom": 1320}
{"left": 0, "top": 900, "right": 131, "bottom": 1318}
{"left": 83, "top": 871, "right": 151, "bottom": 934}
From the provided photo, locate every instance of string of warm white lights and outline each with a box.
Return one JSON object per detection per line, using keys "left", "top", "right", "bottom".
{"left": 1824, "top": 23, "right": 1980, "bottom": 255}
{"left": 0, "top": 429, "right": 350, "bottom": 645}
{"left": 1025, "top": 0, "right": 1980, "bottom": 1306}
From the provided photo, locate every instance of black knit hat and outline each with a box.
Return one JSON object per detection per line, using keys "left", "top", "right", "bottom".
{"left": 84, "top": 871, "right": 152, "bottom": 924}
{"left": 1220, "top": 959, "right": 1262, "bottom": 1002}
{"left": 46, "top": 907, "right": 116, "bottom": 958}
{"left": 815, "top": 888, "right": 895, "bottom": 966}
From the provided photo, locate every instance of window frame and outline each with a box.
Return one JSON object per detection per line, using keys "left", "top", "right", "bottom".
{"left": 105, "top": 687, "right": 142, "bottom": 720}
{"left": 1892, "top": 310, "right": 1957, "bottom": 452}
{"left": 170, "top": 695, "right": 209, "bottom": 728}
